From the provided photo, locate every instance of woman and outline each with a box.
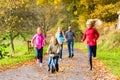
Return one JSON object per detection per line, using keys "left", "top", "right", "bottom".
{"left": 55, "top": 27, "right": 65, "bottom": 60}
{"left": 81, "top": 19, "right": 101, "bottom": 70}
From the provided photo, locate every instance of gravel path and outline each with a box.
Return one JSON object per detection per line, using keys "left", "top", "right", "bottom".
{"left": 0, "top": 48, "right": 116, "bottom": 80}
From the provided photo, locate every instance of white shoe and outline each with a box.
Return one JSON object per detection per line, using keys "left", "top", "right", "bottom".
{"left": 36, "top": 59, "right": 39, "bottom": 64}
{"left": 39, "top": 63, "right": 42, "bottom": 67}
{"left": 59, "top": 59, "right": 62, "bottom": 61}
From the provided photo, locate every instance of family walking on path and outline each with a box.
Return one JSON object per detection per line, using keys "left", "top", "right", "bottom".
{"left": 31, "top": 19, "right": 100, "bottom": 72}
{"left": 0, "top": 19, "right": 116, "bottom": 80}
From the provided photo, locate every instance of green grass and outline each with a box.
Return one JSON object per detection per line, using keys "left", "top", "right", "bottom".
{"left": 0, "top": 53, "right": 35, "bottom": 67}
{"left": 75, "top": 42, "right": 120, "bottom": 77}
{"left": 97, "top": 47, "right": 120, "bottom": 76}
{"left": 74, "top": 42, "right": 87, "bottom": 52}
{"left": 0, "top": 37, "right": 48, "bottom": 68}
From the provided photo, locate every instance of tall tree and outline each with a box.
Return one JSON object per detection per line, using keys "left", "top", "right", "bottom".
{"left": 0, "top": 0, "right": 41, "bottom": 53}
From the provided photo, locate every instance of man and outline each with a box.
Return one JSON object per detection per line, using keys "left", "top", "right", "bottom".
{"left": 65, "top": 26, "right": 75, "bottom": 58}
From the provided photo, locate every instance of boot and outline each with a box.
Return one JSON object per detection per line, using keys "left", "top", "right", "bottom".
{"left": 88, "top": 59, "right": 92, "bottom": 71}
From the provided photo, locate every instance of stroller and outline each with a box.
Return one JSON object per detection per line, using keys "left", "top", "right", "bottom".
{"left": 49, "top": 56, "right": 59, "bottom": 73}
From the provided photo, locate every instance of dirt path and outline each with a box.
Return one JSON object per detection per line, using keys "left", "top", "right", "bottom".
{"left": 0, "top": 48, "right": 116, "bottom": 80}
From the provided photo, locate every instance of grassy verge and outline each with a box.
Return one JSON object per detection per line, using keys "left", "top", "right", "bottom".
{"left": 75, "top": 42, "right": 120, "bottom": 78}
{"left": 97, "top": 46, "right": 120, "bottom": 76}
{"left": 0, "top": 37, "right": 48, "bottom": 68}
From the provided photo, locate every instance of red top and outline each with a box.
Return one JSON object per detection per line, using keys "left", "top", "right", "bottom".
{"left": 81, "top": 28, "right": 99, "bottom": 46}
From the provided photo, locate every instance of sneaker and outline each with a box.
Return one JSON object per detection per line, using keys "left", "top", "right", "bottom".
{"left": 39, "top": 63, "right": 42, "bottom": 67}
{"left": 68, "top": 56, "right": 71, "bottom": 58}
{"left": 48, "top": 68, "right": 50, "bottom": 71}
{"left": 71, "top": 54, "right": 74, "bottom": 58}
{"left": 89, "top": 67, "right": 92, "bottom": 71}
{"left": 36, "top": 59, "right": 39, "bottom": 64}
{"left": 59, "top": 58, "right": 62, "bottom": 61}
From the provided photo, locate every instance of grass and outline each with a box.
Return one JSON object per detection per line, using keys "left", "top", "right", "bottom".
{"left": 0, "top": 53, "right": 35, "bottom": 67}
{"left": 97, "top": 47, "right": 120, "bottom": 76}
{"left": 75, "top": 42, "right": 120, "bottom": 78}
{"left": 1, "top": 38, "right": 120, "bottom": 78}
{"left": 0, "top": 37, "right": 48, "bottom": 68}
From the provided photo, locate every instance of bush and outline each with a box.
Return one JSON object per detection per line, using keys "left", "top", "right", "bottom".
{"left": 90, "top": 4, "right": 119, "bottom": 22}
{"left": 98, "top": 30, "right": 120, "bottom": 50}
{"left": 0, "top": 34, "right": 10, "bottom": 59}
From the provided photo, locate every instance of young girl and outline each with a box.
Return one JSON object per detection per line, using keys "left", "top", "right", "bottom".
{"left": 81, "top": 19, "right": 101, "bottom": 70}
{"left": 31, "top": 27, "right": 46, "bottom": 67}
{"left": 47, "top": 36, "right": 60, "bottom": 72}
{"left": 55, "top": 27, "right": 65, "bottom": 60}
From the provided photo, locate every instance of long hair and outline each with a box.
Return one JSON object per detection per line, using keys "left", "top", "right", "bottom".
{"left": 87, "top": 19, "right": 102, "bottom": 27}
{"left": 50, "top": 36, "right": 58, "bottom": 44}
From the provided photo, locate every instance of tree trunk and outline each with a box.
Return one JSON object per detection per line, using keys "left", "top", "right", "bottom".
{"left": 9, "top": 34, "right": 15, "bottom": 53}
{"left": 43, "top": 15, "right": 47, "bottom": 37}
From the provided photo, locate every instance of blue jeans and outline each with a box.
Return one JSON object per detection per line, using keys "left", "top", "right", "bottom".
{"left": 59, "top": 44, "right": 63, "bottom": 59}
{"left": 35, "top": 47, "right": 43, "bottom": 63}
{"left": 67, "top": 40, "right": 74, "bottom": 57}
{"left": 48, "top": 56, "right": 59, "bottom": 71}
{"left": 87, "top": 45, "right": 97, "bottom": 70}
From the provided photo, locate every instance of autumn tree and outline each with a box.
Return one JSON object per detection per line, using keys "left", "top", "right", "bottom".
{"left": 0, "top": 0, "right": 41, "bottom": 53}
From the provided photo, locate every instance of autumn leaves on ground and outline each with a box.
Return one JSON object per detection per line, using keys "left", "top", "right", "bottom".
{"left": 0, "top": 48, "right": 116, "bottom": 80}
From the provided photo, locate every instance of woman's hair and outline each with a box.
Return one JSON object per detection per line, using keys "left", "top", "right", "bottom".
{"left": 57, "top": 27, "right": 62, "bottom": 33}
{"left": 87, "top": 19, "right": 102, "bottom": 27}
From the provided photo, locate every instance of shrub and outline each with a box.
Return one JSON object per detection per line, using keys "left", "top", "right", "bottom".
{"left": 90, "top": 4, "right": 119, "bottom": 22}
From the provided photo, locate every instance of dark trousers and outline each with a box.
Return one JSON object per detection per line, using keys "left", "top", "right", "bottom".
{"left": 67, "top": 40, "right": 74, "bottom": 57}
{"left": 35, "top": 47, "right": 43, "bottom": 63}
{"left": 59, "top": 44, "right": 63, "bottom": 59}
{"left": 87, "top": 45, "right": 97, "bottom": 70}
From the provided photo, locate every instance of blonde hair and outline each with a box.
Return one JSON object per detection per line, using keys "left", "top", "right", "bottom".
{"left": 57, "top": 27, "right": 62, "bottom": 33}
{"left": 37, "top": 27, "right": 43, "bottom": 33}
{"left": 50, "top": 36, "right": 58, "bottom": 44}
{"left": 87, "top": 19, "right": 102, "bottom": 27}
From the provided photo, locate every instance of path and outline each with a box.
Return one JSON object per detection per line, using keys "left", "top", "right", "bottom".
{"left": 0, "top": 48, "right": 116, "bottom": 80}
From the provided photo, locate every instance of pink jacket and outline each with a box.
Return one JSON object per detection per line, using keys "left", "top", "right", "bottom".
{"left": 31, "top": 33, "right": 46, "bottom": 49}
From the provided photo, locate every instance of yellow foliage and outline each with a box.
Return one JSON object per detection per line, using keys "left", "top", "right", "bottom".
{"left": 90, "top": 4, "right": 119, "bottom": 22}
{"left": 74, "top": 11, "right": 78, "bottom": 15}
{"left": 37, "top": 0, "right": 45, "bottom": 5}
{"left": 66, "top": 7, "right": 71, "bottom": 12}
{"left": 0, "top": 11, "right": 5, "bottom": 15}
{"left": 53, "top": 0, "right": 61, "bottom": 5}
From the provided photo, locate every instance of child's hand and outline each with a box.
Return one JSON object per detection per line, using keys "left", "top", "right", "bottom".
{"left": 56, "top": 53, "right": 59, "bottom": 54}
{"left": 80, "top": 40, "right": 83, "bottom": 42}
{"left": 31, "top": 44, "right": 34, "bottom": 47}
{"left": 46, "top": 52, "right": 49, "bottom": 55}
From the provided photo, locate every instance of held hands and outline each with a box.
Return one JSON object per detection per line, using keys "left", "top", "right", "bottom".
{"left": 64, "top": 38, "right": 67, "bottom": 42}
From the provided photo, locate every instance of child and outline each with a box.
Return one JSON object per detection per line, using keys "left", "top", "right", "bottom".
{"left": 47, "top": 36, "right": 60, "bottom": 72}
{"left": 31, "top": 27, "right": 46, "bottom": 67}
